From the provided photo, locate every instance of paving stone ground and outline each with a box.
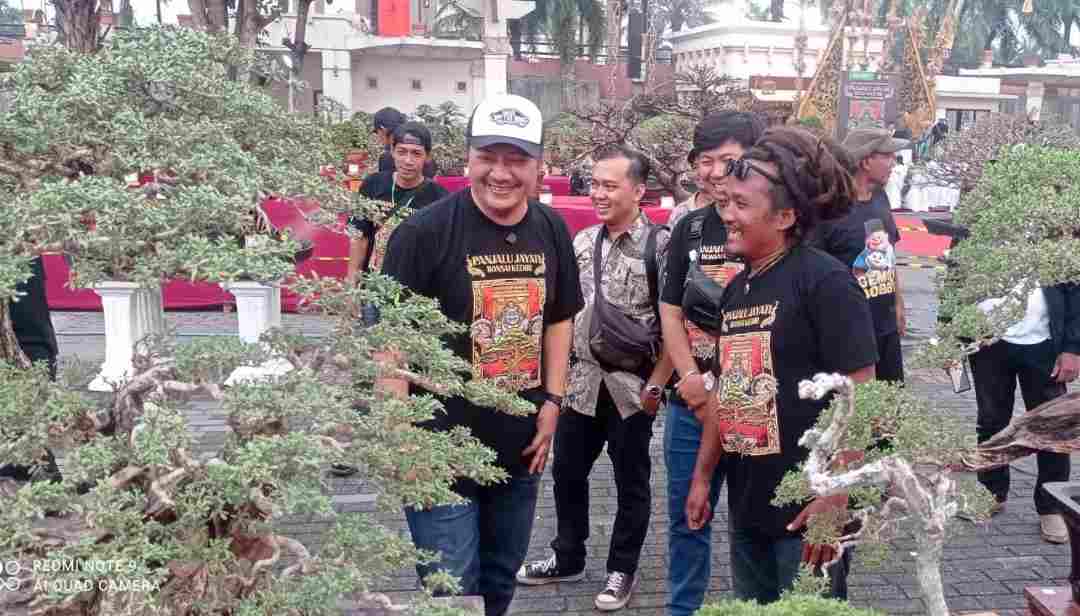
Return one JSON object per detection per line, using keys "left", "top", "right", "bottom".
{"left": 48, "top": 267, "right": 1080, "bottom": 615}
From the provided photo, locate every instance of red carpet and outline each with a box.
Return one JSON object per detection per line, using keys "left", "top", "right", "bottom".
{"left": 895, "top": 214, "right": 951, "bottom": 259}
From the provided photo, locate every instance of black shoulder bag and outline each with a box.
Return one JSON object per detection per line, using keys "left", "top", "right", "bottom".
{"left": 588, "top": 224, "right": 665, "bottom": 378}
{"left": 681, "top": 216, "right": 728, "bottom": 334}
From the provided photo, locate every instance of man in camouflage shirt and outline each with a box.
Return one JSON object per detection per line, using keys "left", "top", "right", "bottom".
{"left": 517, "top": 147, "right": 673, "bottom": 612}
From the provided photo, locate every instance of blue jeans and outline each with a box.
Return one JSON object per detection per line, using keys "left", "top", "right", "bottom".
{"left": 405, "top": 474, "right": 540, "bottom": 616}
{"left": 731, "top": 526, "right": 851, "bottom": 604}
{"left": 664, "top": 398, "right": 725, "bottom": 616}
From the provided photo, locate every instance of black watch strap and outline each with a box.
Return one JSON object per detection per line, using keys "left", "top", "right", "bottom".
{"left": 543, "top": 392, "right": 564, "bottom": 408}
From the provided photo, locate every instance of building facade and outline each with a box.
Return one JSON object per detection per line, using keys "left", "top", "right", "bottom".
{"left": 244, "top": 0, "right": 535, "bottom": 117}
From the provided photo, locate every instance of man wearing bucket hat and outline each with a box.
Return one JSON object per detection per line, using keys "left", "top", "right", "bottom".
{"left": 378, "top": 93, "right": 584, "bottom": 616}
{"left": 813, "top": 128, "right": 909, "bottom": 383}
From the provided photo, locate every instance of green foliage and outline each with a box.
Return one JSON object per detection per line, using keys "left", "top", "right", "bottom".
{"left": 415, "top": 102, "right": 468, "bottom": 176}
{"left": 328, "top": 116, "right": 382, "bottom": 167}
{"left": 544, "top": 113, "right": 591, "bottom": 171}
{"left": 0, "top": 272, "right": 512, "bottom": 614}
{"left": 697, "top": 594, "right": 884, "bottom": 616}
{"left": 920, "top": 145, "right": 1080, "bottom": 368}
{"left": 0, "top": 26, "right": 345, "bottom": 288}
{"left": 0, "top": 28, "right": 519, "bottom": 616}
{"left": 772, "top": 380, "right": 993, "bottom": 574}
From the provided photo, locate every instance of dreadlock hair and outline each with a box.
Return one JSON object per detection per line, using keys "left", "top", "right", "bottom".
{"left": 745, "top": 126, "right": 855, "bottom": 240}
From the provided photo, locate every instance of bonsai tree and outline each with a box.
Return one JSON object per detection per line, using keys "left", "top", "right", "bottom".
{"left": 569, "top": 65, "right": 750, "bottom": 201}
{"left": 414, "top": 102, "right": 468, "bottom": 176}
{"left": 0, "top": 26, "right": 348, "bottom": 367}
{"left": 921, "top": 112, "right": 1080, "bottom": 194}
{"left": 766, "top": 145, "right": 1080, "bottom": 616}
{"left": 698, "top": 594, "right": 883, "bottom": 615}
{"left": 0, "top": 27, "right": 526, "bottom": 615}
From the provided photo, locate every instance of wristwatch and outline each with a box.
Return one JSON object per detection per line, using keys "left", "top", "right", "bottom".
{"left": 702, "top": 372, "right": 716, "bottom": 393}
{"left": 644, "top": 384, "right": 663, "bottom": 398}
{"left": 542, "top": 392, "right": 564, "bottom": 408}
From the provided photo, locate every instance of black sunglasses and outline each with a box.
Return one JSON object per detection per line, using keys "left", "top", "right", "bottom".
{"left": 724, "top": 158, "right": 783, "bottom": 186}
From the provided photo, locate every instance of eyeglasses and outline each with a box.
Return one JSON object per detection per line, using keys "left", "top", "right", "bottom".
{"left": 724, "top": 158, "right": 783, "bottom": 186}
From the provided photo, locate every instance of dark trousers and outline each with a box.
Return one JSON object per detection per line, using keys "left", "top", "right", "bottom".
{"left": 875, "top": 330, "right": 904, "bottom": 383}
{"left": 405, "top": 473, "right": 540, "bottom": 616}
{"left": 730, "top": 526, "right": 851, "bottom": 604}
{"left": 969, "top": 339, "right": 1070, "bottom": 514}
{"left": 551, "top": 384, "right": 655, "bottom": 575}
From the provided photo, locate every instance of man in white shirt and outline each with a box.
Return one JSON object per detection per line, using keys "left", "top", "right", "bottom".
{"left": 970, "top": 282, "right": 1080, "bottom": 543}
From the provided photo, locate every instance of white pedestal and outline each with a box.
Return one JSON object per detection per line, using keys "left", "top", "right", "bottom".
{"left": 89, "top": 282, "right": 166, "bottom": 392}
{"left": 222, "top": 281, "right": 293, "bottom": 385}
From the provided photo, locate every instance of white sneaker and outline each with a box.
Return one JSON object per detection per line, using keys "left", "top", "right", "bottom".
{"left": 1041, "top": 514, "right": 1068, "bottom": 544}
{"left": 594, "top": 571, "right": 637, "bottom": 611}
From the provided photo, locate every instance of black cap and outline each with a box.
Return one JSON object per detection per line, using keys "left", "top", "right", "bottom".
{"left": 392, "top": 121, "right": 434, "bottom": 153}
{"left": 373, "top": 107, "right": 407, "bottom": 132}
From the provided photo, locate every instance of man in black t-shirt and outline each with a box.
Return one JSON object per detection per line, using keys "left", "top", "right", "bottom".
{"left": 657, "top": 112, "right": 761, "bottom": 616}
{"left": 813, "top": 129, "right": 909, "bottom": 382}
{"left": 373, "top": 107, "right": 436, "bottom": 178}
{"left": 379, "top": 94, "right": 583, "bottom": 616}
{"left": 346, "top": 121, "right": 449, "bottom": 283}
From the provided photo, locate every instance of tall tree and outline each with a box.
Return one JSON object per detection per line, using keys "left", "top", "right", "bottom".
{"left": 283, "top": 0, "right": 315, "bottom": 112}
{"left": 531, "top": 0, "right": 605, "bottom": 105}
{"left": 51, "top": 0, "right": 112, "bottom": 52}
{"left": 651, "top": 0, "right": 709, "bottom": 33}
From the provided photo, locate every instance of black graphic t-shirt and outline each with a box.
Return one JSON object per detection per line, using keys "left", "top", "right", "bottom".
{"left": 661, "top": 206, "right": 745, "bottom": 376}
{"left": 349, "top": 171, "right": 449, "bottom": 272}
{"left": 715, "top": 244, "right": 877, "bottom": 538}
{"left": 811, "top": 190, "right": 901, "bottom": 336}
{"left": 381, "top": 190, "right": 584, "bottom": 481}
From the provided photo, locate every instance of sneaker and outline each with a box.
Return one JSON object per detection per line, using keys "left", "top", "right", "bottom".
{"left": 594, "top": 571, "right": 637, "bottom": 611}
{"left": 516, "top": 554, "right": 585, "bottom": 585}
{"left": 1041, "top": 514, "right": 1068, "bottom": 544}
{"left": 329, "top": 464, "right": 358, "bottom": 477}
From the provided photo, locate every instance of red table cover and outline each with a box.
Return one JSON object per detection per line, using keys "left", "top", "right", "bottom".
{"left": 41, "top": 193, "right": 663, "bottom": 312}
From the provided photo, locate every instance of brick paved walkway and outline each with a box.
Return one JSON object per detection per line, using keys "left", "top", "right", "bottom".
{"left": 48, "top": 267, "right": 1079, "bottom": 615}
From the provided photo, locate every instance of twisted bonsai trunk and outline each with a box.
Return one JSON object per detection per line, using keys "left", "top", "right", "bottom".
{"left": 0, "top": 298, "right": 30, "bottom": 369}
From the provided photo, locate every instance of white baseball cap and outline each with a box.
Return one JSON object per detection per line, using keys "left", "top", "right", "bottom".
{"left": 467, "top": 94, "right": 544, "bottom": 159}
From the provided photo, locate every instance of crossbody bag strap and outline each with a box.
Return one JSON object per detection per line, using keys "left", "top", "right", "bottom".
{"left": 644, "top": 223, "right": 665, "bottom": 321}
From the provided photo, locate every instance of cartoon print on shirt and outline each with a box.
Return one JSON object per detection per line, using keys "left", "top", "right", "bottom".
{"left": 852, "top": 219, "right": 896, "bottom": 299}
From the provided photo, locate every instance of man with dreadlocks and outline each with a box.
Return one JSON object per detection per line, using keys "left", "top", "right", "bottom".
{"left": 685, "top": 127, "right": 879, "bottom": 604}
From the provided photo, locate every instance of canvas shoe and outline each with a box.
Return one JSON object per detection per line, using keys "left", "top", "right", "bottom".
{"left": 594, "top": 571, "right": 637, "bottom": 611}
{"left": 516, "top": 554, "right": 585, "bottom": 585}
{"left": 1041, "top": 514, "right": 1068, "bottom": 544}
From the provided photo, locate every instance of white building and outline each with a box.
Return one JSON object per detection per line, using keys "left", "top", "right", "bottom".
{"left": 668, "top": 1, "right": 888, "bottom": 103}
{"left": 211, "top": 0, "right": 535, "bottom": 117}
{"left": 959, "top": 54, "right": 1080, "bottom": 132}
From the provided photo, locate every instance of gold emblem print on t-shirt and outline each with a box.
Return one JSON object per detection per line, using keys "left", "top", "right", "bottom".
{"left": 698, "top": 244, "right": 745, "bottom": 288}
{"left": 713, "top": 331, "right": 780, "bottom": 456}
{"left": 368, "top": 223, "right": 395, "bottom": 273}
{"left": 468, "top": 253, "right": 546, "bottom": 392}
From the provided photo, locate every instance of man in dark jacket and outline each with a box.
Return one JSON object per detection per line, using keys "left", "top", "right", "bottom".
{"left": 969, "top": 282, "right": 1080, "bottom": 543}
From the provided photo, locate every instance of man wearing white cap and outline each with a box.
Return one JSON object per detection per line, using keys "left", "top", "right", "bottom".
{"left": 379, "top": 94, "right": 584, "bottom": 616}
